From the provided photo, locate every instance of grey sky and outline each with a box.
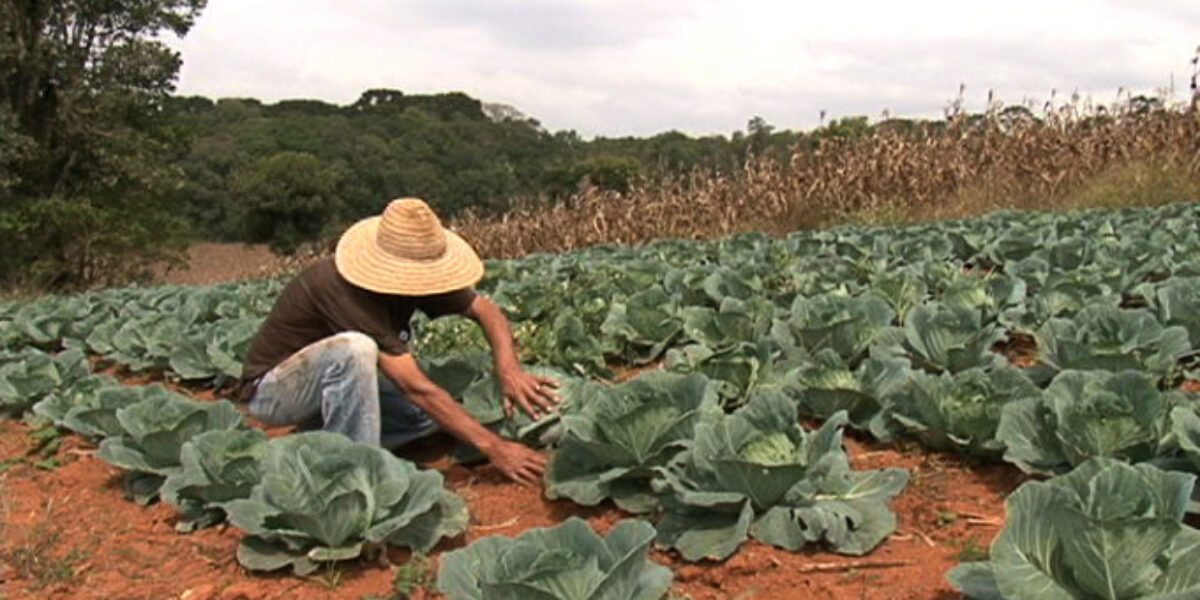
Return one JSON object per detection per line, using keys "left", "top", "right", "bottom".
{"left": 170, "top": 0, "right": 1197, "bottom": 137}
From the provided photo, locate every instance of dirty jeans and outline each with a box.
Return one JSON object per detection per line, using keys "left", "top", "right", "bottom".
{"left": 247, "top": 331, "right": 438, "bottom": 449}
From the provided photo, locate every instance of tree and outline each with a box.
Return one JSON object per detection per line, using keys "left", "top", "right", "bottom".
{"left": 231, "top": 152, "right": 344, "bottom": 255}
{"left": 0, "top": 0, "right": 207, "bottom": 289}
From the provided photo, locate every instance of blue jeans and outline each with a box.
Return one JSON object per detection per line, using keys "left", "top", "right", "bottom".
{"left": 248, "top": 332, "right": 438, "bottom": 449}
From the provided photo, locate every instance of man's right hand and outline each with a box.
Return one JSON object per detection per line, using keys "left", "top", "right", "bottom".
{"left": 485, "top": 440, "right": 548, "bottom": 487}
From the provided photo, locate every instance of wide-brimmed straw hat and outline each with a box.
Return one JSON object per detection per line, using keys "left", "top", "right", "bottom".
{"left": 335, "top": 198, "right": 484, "bottom": 295}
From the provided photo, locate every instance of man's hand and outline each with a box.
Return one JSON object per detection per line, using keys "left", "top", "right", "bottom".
{"left": 499, "top": 367, "right": 560, "bottom": 420}
{"left": 485, "top": 440, "right": 548, "bottom": 487}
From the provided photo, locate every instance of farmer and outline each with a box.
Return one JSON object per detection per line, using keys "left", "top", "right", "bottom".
{"left": 239, "top": 198, "right": 559, "bottom": 486}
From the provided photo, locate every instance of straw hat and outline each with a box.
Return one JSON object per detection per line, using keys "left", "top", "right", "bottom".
{"left": 335, "top": 198, "right": 484, "bottom": 295}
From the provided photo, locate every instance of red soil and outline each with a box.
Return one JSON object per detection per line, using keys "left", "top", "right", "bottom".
{"left": 0, "top": 398, "right": 1017, "bottom": 600}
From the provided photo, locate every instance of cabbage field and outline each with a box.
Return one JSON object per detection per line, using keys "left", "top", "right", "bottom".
{"left": 2, "top": 202, "right": 1200, "bottom": 599}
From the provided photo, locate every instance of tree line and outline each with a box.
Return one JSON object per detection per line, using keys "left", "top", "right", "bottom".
{"left": 163, "top": 91, "right": 823, "bottom": 255}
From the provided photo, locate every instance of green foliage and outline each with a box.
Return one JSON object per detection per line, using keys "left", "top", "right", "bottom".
{"left": 873, "top": 302, "right": 1008, "bottom": 374}
{"left": 0, "top": 0, "right": 206, "bottom": 289}
{"left": 41, "top": 383, "right": 178, "bottom": 440}
{"left": 230, "top": 151, "right": 345, "bottom": 254}
{"left": 224, "top": 432, "right": 468, "bottom": 575}
{"left": 995, "top": 370, "right": 1185, "bottom": 476}
{"left": 460, "top": 365, "right": 597, "bottom": 447}
{"left": 95, "top": 395, "right": 245, "bottom": 504}
{"left": 875, "top": 365, "right": 1042, "bottom": 455}
{"left": 1034, "top": 304, "right": 1191, "bottom": 384}
{"left": 436, "top": 518, "right": 672, "bottom": 600}
{"left": 545, "top": 155, "right": 643, "bottom": 195}
{"left": 949, "top": 459, "right": 1200, "bottom": 599}
{"left": 545, "top": 372, "right": 721, "bottom": 514}
{"left": 791, "top": 351, "right": 910, "bottom": 429}
{"left": 655, "top": 396, "right": 907, "bottom": 562}
{"left": 160, "top": 428, "right": 268, "bottom": 532}
{"left": 0, "top": 348, "right": 88, "bottom": 416}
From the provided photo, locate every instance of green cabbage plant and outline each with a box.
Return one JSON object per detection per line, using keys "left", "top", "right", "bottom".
{"left": 790, "top": 349, "right": 910, "bottom": 429}
{"left": 655, "top": 394, "right": 908, "bottom": 562}
{"left": 773, "top": 293, "right": 895, "bottom": 363}
{"left": 949, "top": 458, "right": 1200, "bottom": 599}
{"left": 31, "top": 373, "right": 119, "bottom": 424}
{"left": 1154, "top": 277, "right": 1200, "bottom": 346}
{"left": 995, "top": 370, "right": 1183, "bottom": 475}
{"left": 874, "top": 365, "right": 1041, "bottom": 455}
{"left": 40, "top": 383, "right": 178, "bottom": 440}
{"left": 436, "top": 517, "right": 673, "bottom": 600}
{"left": 0, "top": 348, "right": 89, "bottom": 416}
{"left": 545, "top": 372, "right": 721, "bottom": 514}
{"left": 680, "top": 297, "right": 775, "bottom": 351}
{"left": 96, "top": 395, "right": 245, "bottom": 504}
{"left": 666, "top": 340, "right": 788, "bottom": 408}
{"left": 168, "top": 317, "right": 260, "bottom": 381}
{"left": 939, "top": 272, "right": 1026, "bottom": 323}
{"left": 224, "top": 432, "right": 468, "bottom": 575}
{"left": 161, "top": 428, "right": 268, "bottom": 532}
{"left": 869, "top": 268, "right": 928, "bottom": 322}
{"left": 600, "top": 287, "right": 683, "bottom": 364}
{"left": 461, "top": 365, "right": 597, "bottom": 447}
{"left": 873, "top": 302, "right": 1007, "bottom": 374}
{"left": 1034, "top": 305, "right": 1191, "bottom": 383}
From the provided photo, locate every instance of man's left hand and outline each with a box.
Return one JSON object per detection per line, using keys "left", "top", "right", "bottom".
{"left": 499, "top": 367, "right": 560, "bottom": 420}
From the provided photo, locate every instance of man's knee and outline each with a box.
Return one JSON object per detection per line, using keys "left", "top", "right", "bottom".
{"left": 327, "top": 332, "right": 379, "bottom": 370}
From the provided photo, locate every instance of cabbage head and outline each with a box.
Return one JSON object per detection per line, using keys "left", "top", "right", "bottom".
{"left": 225, "top": 432, "right": 468, "bottom": 575}
{"left": 791, "top": 349, "right": 910, "bottom": 429}
{"left": 939, "top": 272, "right": 1026, "bottom": 323}
{"left": 875, "top": 365, "right": 1041, "bottom": 455}
{"left": 775, "top": 293, "right": 895, "bottom": 363}
{"left": 1153, "top": 277, "right": 1200, "bottom": 353}
{"left": 0, "top": 348, "right": 89, "bottom": 416}
{"left": 666, "top": 340, "right": 786, "bottom": 409}
{"left": 545, "top": 372, "right": 721, "bottom": 514}
{"left": 47, "top": 383, "right": 179, "bottom": 440}
{"left": 437, "top": 517, "right": 673, "bottom": 600}
{"left": 995, "top": 370, "right": 1182, "bottom": 476}
{"left": 600, "top": 287, "right": 683, "bottom": 365}
{"left": 655, "top": 393, "right": 908, "bottom": 562}
{"left": 31, "top": 373, "right": 119, "bottom": 424}
{"left": 680, "top": 297, "right": 775, "bottom": 351}
{"left": 161, "top": 428, "right": 268, "bottom": 532}
{"left": 1035, "top": 304, "right": 1191, "bottom": 384}
{"left": 96, "top": 394, "right": 245, "bottom": 504}
{"left": 873, "top": 302, "right": 1007, "bottom": 374}
{"left": 949, "top": 458, "right": 1200, "bottom": 599}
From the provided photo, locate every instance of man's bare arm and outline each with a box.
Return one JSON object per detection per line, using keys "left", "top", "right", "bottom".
{"left": 379, "top": 352, "right": 546, "bottom": 486}
{"left": 465, "top": 295, "right": 560, "bottom": 419}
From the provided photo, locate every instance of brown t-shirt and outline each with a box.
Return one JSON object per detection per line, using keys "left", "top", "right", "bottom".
{"left": 240, "top": 258, "right": 476, "bottom": 385}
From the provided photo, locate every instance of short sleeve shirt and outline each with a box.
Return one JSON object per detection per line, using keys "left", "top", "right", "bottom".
{"left": 240, "top": 258, "right": 476, "bottom": 384}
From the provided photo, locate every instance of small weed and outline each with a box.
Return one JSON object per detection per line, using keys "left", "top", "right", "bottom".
{"left": 33, "top": 458, "right": 62, "bottom": 471}
{"left": 950, "top": 536, "right": 990, "bottom": 562}
{"left": 392, "top": 554, "right": 432, "bottom": 599}
{"left": 310, "top": 562, "right": 345, "bottom": 590}
{"left": 3, "top": 519, "right": 85, "bottom": 589}
{"left": 938, "top": 510, "right": 959, "bottom": 526}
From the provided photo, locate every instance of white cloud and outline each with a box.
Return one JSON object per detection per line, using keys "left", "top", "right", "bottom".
{"left": 171, "top": 0, "right": 1197, "bottom": 136}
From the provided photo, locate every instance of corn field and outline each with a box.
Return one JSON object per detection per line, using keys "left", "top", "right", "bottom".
{"left": 453, "top": 101, "right": 1200, "bottom": 259}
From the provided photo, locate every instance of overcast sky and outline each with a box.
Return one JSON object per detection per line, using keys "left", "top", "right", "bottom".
{"left": 170, "top": 0, "right": 1198, "bottom": 137}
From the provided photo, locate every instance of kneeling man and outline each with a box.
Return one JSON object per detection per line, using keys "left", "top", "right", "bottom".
{"left": 239, "top": 198, "right": 558, "bottom": 486}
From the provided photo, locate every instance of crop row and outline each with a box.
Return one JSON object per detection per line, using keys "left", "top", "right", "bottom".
{"left": 3, "top": 202, "right": 1200, "bottom": 598}
{"left": 5, "top": 350, "right": 910, "bottom": 597}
